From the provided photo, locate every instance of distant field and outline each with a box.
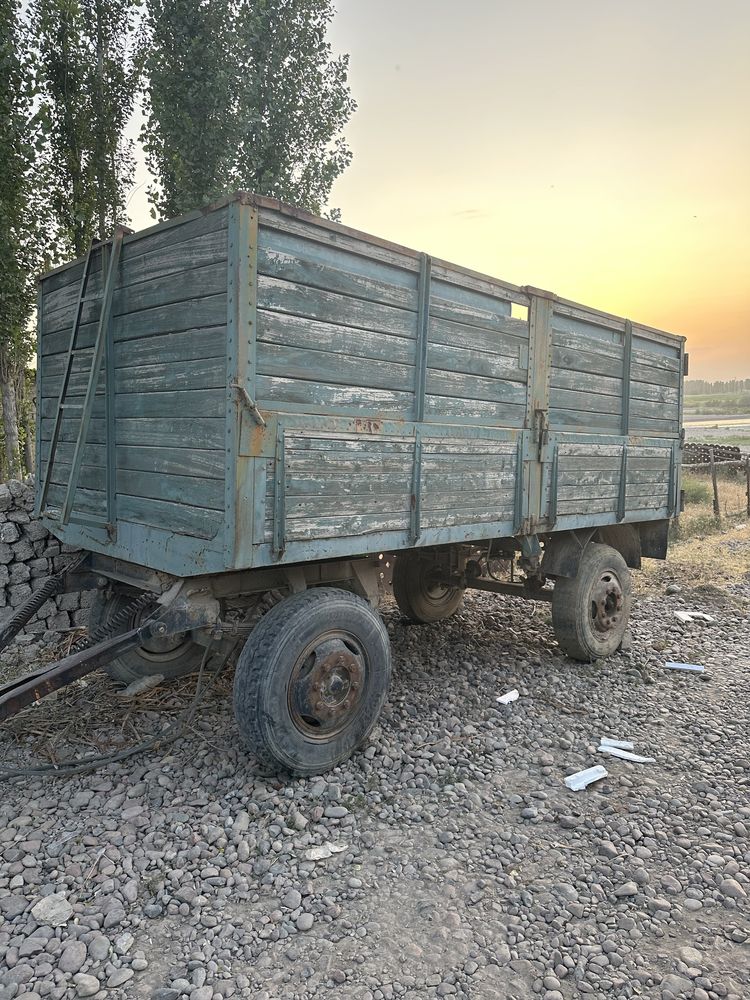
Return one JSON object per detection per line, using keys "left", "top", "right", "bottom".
{"left": 684, "top": 390, "right": 750, "bottom": 415}
{"left": 683, "top": 419, "right": 750, "bottom": 449}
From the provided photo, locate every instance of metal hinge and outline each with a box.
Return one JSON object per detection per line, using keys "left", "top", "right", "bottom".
{"left": 232, "top": 382, "right": 266, "bottom": 428}
{"left": 533, "top": 408, "right": 548, "bottom": 461}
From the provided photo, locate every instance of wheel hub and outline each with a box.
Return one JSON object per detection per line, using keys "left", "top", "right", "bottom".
{"left": 590, "top": 571, "right": 624, "bottom": 633}
{"left": 288, "top": 634, "right": 366, "bottom": 738}
{"left": 131, "top": 604, "right": 190, "bottom": 659}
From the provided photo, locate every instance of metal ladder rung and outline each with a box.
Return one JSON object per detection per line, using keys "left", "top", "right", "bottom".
{"left": 68, "top": 512, "right": 108, "bottom": 528}
{"left": 61, "top": 403, "right": 83, "bottom": 411}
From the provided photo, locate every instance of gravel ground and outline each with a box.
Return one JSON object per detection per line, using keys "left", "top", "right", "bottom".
{"left": 0, "top": 546, "right": 749, "bottom": 1000}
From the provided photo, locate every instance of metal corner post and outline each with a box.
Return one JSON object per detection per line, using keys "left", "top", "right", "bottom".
{"left": 621, "top": 320, "right": 632, "bottom": 436}
{"left": 225, "top": 199, "right": 258, "bottom": 568}
{"left": 523, "top": 290, "right": 554, "bottom": 531}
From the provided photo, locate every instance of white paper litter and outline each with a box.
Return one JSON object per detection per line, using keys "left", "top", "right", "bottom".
{"left": 664, "top": 661, "right": 705, "bottom": 673}
{"left": 600, "top": 737, "right": 634, "bottom": 751}
{"left": 564, "top": 765, "right": 608, "bottom": 791}
{"left": 673, "top": 611, "right": 715, "bottom": 624}
{"left": 496, "top": 689, "right": 519, "bottom": 705}
{"left": 302, "top": 842, "right": 348, "bottom": 862}
{"left": 598, "top": 746, "right": 655, "bottom": 763}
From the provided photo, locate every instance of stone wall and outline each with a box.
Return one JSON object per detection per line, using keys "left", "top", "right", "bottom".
{"left": 0, "top": 479, "right": 90, "bottom": 655}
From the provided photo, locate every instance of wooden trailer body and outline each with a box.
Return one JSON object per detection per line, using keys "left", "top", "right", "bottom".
{"left": 36, "top": 192, "right": 686, "bottom": 578}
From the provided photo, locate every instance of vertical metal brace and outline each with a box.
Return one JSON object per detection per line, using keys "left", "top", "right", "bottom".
{"left": 409, "top": 429, "right": 422, "bottom": 543}
{"left": 103, "top": 242, "right": 117, "bottom": 536}
{"left": 413, "top": 254, "right": 431, "bottom": 422}
{"left": 225, "top": 200, "right": 257, "bottom": 568}
{"left": 667, "top": 441, "right": 677, "bottom": 517}
{"left": 62, "top": 227, "right": 127, "bottom": 527}
{"left": 548, "top": 443, "right": 559, "bottom": 528}
{"left": 272, "top": 423, "right": 286, "bottom": 559}
{"left": 512, "top": 436, "right": 524, "bottom": 535}
{"left": 617, "top": 444, "right": 628, "bottom": 522}
{"left": 621, "top": 319, "right": 632, "bottom": 436}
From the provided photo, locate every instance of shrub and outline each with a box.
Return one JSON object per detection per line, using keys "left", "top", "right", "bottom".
{"left": 682, "top": 475, "right": 711, "bottom": 505}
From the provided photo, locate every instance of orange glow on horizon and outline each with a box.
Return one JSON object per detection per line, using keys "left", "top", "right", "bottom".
{"left": 124, "top": 0, "right": 750, "bottom": 380}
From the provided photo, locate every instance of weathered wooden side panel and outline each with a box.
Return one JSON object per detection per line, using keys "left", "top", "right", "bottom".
{"left": 37, "top": 206, "right": 231, "bottom": 572}
{"left": 254, "top": 217, "right": 420, "bottom": 419}
{"left": 37, "top": 194, "right": 686, "bottom": 578}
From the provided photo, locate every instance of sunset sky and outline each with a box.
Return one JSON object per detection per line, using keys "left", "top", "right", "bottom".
{"left": 129, "top": 0, "right": 750, "bottom": 380}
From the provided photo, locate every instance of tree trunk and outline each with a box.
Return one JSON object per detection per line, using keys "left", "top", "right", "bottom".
{"left": 18, "top": 372, "right": 34, "bottom": 476}
{"left": 0, "top": 366, "right": 22, "bottom": 480}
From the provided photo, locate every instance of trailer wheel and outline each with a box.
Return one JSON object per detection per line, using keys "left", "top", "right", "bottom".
{"left": 551, "top": 543, "right": 632, "bottom": 662}
{"left": 392, "top": 552, "right": 464, "bottom": 623}
{"left": 233, "top": 587, "right": 391, "bottom": 776}
{"left": 89, "top": 590, "right": 205, "bottom": 684}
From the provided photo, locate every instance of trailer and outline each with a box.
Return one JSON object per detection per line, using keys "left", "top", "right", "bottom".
{"left": 0, "top": 192, "right": 686, "bottom": 774}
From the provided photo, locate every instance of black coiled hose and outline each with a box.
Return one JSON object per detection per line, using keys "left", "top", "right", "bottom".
{"left": 0, "top": 554, "right": 86, "bottom": 654}
{"left": 68, "top": 590, "right": 157, "bottom": 654}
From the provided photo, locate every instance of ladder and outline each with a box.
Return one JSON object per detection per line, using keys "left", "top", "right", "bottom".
{"left": 39, "top": 225, "right": 130, "bottom": 532}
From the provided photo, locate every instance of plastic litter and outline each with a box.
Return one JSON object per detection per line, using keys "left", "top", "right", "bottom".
{"left": 117, "top": 674, "right": 165, "bottom": 698}
{"left": 600, "top": 737, "right": 634, "bottom": 751}
{"left": 496, "top": 689, "right": 519, "bottom": 705}
{"left": 302, "top": 842, "right": 348, "bottom": 861}
{"left": 564, "top": 765, "right": 608, "bottom": 791}
{"left": 673, "top": 611, "right": 715, "bottom": 624}
{"left": 598, "top": 746, "right": 655, "bottom": 763}
{"left": 664, "top": 661, "right": 705, "bottom": 673}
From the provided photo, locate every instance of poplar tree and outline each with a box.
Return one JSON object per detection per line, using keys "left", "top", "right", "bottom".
{"left": 0, "top": 0, "right": 41, "bottom": 477}
{"left": 31, "top": 0, "right": 141, "bottom": 254}
{"left": 141, "top": 0, "right": 355, "bottom": 219}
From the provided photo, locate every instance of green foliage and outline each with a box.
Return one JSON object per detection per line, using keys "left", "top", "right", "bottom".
{"left": 140, "top": 0, "right": 236, "bottom": 218}
{"left": 684, "top": 389, "right": 750, "bottom": 416}
{"left": 0, "top": 0, "right": 43, "bottom": 368}
{"left": 30, "top": 0, "right": 141, "bottom": 255}
{"left": 141, "top": 0, "right": 355, "bottom": 219}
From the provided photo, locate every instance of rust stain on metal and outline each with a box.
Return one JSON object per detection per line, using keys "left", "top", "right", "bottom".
{"left": 248, "top": 421, "right": 267, "bottom": 456}
{"left": 354, "top": 418, "right": 382, "bottom": 434}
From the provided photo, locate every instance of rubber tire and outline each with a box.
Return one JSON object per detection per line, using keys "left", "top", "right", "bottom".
{"left": 233, "top": 587, "right": 391, "bottom": 776}
{"left": 551, "top": 543, "right": 632, "bottom": 662}
{"left": 392, "top": 552, "right": 464, "bottom": 624}
{"left": 89, "top": 590, "right": 206, "bottom": 684}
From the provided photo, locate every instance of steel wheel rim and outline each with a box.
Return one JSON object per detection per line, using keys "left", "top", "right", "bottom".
{"left": 287, "top": 630, "right": 368, "bottom": 740}
{"left": 589, "top": 570, "right": 625, "bottom": 635}
{"left": 421, "top": 567, "right": 456, "bottom": 607}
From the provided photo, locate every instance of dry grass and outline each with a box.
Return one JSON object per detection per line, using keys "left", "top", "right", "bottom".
{"left": 0, "top": 655, "right": 234, "bottom": 768}
{"left": 639, "top": 517, "right": 750, "bottom": 596}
